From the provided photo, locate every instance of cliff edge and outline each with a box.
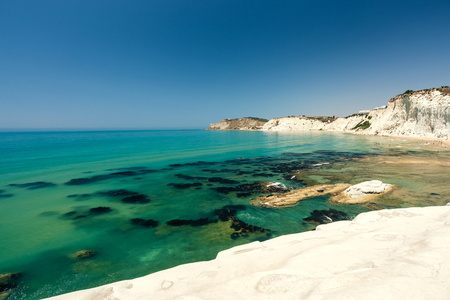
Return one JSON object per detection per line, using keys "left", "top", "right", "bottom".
{"left": 207, "top": 117, "right": 269, "bottom": 130}
{"left": 263, "top": 87, "right": 450, "bottom": 139}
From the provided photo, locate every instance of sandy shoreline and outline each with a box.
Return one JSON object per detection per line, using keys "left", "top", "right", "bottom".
{"left": 263, "top": 128, "right": 450, "bottom": 148}
{"left": 380, "top": 134, "right": 450, "bottom": 148}
{"left": 327, "top": 130, "right": 450, "bottom": 148}
{"left": 45, "top": 204, "right": 450, "bottom": 300}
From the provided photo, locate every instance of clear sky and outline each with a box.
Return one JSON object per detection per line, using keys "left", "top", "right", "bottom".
{"left": 1, "top": 0, "right": 449, "bottom": 130}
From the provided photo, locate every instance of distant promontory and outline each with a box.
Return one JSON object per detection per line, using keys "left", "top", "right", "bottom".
{"left": 207, "top": 117, "right": 269, "bottom": 130}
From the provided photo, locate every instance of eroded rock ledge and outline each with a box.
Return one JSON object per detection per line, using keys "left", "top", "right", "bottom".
{"left": 251, "top": 180, "right": 394, "bottom": 207}
{"left": 251, "top": 183, "right": 350, "bottom": 207}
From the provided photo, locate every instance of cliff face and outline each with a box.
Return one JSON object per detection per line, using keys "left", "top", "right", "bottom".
{"left": 207, "top": 117, "right": 268, "bottom": 130}
{"left": 368, "top": 88, "right": 450, "bottom": 138}
{"left": 263, "top": 88, "right": 450, "bottom": 139}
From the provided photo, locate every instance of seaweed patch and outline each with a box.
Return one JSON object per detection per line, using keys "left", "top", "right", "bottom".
{"left": 65, "top": 169, "right": 157, "bottom": 185}
{"left": 9, "top": 181, "right": 56, "bottom": 190}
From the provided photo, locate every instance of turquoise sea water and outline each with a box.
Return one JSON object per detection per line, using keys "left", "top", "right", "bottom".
{"left": 1, "top": 130, "right": 448, "bottom": 299}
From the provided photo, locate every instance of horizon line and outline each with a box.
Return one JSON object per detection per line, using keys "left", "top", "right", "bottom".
{"left": 0, "top": 127, "right": 205, "bottom": 133}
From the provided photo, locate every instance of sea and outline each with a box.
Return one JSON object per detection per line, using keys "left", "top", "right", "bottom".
{"left": 1, "top": 130, "right": 449, "bottom": 299}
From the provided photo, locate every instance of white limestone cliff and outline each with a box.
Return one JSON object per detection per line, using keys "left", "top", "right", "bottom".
{"left": 262, "top": 88, "right": 450, "bottom": 139}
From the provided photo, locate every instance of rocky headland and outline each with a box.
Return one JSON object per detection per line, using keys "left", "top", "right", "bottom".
{"left": 208, "top": 87, "right": 450, "bottom": 140}
{"left": 207, "top": 117, "right": 269, "bottom": 130}
{"left": 44, "top": 204, "right": 450, "bottom": 300}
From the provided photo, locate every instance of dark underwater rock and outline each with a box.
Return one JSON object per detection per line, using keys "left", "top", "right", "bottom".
{"left": 252, "top": 173, "right": 275, "bottom": 177}
{"left": 96, "top": 189, "right": 150, "bottom": 204}
{"left": 74, "top": 250, "right": 96, "bottom": 259}
{"left": 64, "top": 211, "right": 77, "bottom": 217}
{"left": 89, "top": 206, "right": 113, "bottom": 215}
{"left": 229, "top": 219, "right": 269, "bottom": 239}
{"left": 166, "top": 218, "right": 218, "bottom": 227}
{"left": 303, "top": 209, "right": 349, "bottom": 225}
{"left": 65, "top": 172, "right": 134, "bottom": 185}
{"left": 9, "top": 181, "right": 56, "bottom": 190}
{"left": 169, "top": 163, "right": 183, "bottom": 167}
{"left": 214, "top": 205, "right": 270, "bottom": 239}
{"left": 185, "top": 161, "right": 218, "bottom": 167}
{"left": 63, "top": 206, "right": 114, "bottom": 220}
{"left": 0, "top": 273, "right": 21, "bottom": 297}
{"left": 130, "top": 218, "right": 159, "bottom": 227}
{"left": 97, "top": 189, "right": 138, "bottom": 197}
{"left": 168, "top": 183, "right": 203, "bottom": 189}
{"left": 174, "top": 174, "right": 238, "bottom": 185}
{"left": 65, "top": 177, "right": 97, "bottom": 185}
{"left": 201, "top": 168, "right": 236, "bottom": 174}
{"left": 67, "top": 193, "right": 92, "bottom": 199}
{"left": 213, "top": 205, "right": 246, "bottom": 221}
{"left": 175, "top": 174, "right": 207, "bottom": 180}
{"left": 162, "top": 204, "right": 269, "bottom": 239}
{"left": 121, "top": 194, "right": 151, "bottom": 204}
{"left": 206, "top": 177, "right": 239, "bottom": 184}
{"left": 65, "top": 169, "right": 156, "bottom": 186}
{"left": 268, "top": 162, "right": 307, "bottom": 174}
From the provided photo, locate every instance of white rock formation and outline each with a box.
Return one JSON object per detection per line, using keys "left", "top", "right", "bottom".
{"left": 344, "top": 180, "right": 390, "bottom": 196}
{"left": 338, "top": 180, "right": 394, "bottom": 204}
{"left": 45, "top": 205, "right": 450, "bottom": 300}
{"left": 265, "top": 182, "right": 288, "bottom": 191}
{"left": 262, "top": 88, "right": 450, "bottom": 139}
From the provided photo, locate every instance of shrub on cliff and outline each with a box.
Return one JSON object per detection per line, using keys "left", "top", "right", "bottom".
{"left": 352, "top": 120, "right": 371, "bottom": 130}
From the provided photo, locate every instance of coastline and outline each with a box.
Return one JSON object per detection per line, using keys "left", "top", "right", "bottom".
{"left": 383, "top": 134, "right": 450, "bottom": 148}
{"left": 261, "top": 128, "right": 450, "bottom": 149}
{"left": 45, "top": 204, "right": 450, "bottom": 300}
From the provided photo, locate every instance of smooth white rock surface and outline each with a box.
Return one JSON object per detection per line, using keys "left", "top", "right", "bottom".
{"left": 45, "top": 205, "right": 450, "bottom": 300}
{"left": 344, "top": 180, "right": 392, "bottom": 198}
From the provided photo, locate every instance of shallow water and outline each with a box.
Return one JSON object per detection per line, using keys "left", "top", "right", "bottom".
{"left": 0, "top": 130, "right": 449, "bottom": 299}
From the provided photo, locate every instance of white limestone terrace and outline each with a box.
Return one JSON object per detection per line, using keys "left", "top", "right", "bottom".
{"left": 262, "top": 88, "right": 450, "bottom": 139}
{"left": 45, "top": 204, "right": 450, "bottom": 300}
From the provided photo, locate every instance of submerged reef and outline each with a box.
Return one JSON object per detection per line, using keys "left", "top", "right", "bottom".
{"left": 9, "top": 181, "right": 56, "bottom": 190}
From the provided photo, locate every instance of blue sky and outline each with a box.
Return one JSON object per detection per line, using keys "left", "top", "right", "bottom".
{"left": 1, "top": 0, "right": 449, "bottom": 130}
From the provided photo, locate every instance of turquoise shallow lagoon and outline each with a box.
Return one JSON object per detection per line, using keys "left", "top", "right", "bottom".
{"left": 1, "top": 130, "right": 449, "bottom": 299}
